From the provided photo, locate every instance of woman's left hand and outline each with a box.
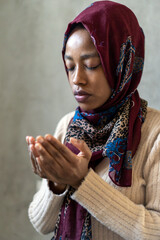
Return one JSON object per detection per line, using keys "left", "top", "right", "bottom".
{"left": 34, "top": 135, "right": 92, "bottom": 189}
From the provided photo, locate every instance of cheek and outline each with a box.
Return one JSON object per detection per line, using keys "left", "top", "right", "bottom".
{"left": 97, "top": 87, "right": 111, "bottom": 103}
{"left": 94, "top": 75, "right": 111, "bottom": 98}
{"left": 68, "top": 76, "right": 73, "bottom": 87}
{"left": 101, "top": 88, "right": 112, "bottom": 102}
{"left": 103, "top": 82, "right": 111, "bottom": 95}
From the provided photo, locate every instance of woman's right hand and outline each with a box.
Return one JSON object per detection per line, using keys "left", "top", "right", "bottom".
{"left": 26, "top": 136, "right": 67, "bottom": 194}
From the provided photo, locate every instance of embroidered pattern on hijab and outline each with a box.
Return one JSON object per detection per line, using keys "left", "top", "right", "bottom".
{"left": 53, "top": 1, "right": 148, "bottom": 240}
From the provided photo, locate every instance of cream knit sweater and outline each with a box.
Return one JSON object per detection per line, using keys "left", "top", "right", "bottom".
{"left": 28, "top": 107, "right": 160, "bottom": 240}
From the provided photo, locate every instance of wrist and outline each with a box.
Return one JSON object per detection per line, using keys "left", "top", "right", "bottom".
{"left": 48, "top": 181, "right": 67, "bottom": 194}
{"left": 72, "top": 176, "right": 85, "bottom": 190}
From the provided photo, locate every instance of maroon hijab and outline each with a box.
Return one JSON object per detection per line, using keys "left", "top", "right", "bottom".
{"left": 53, "top": 2, "right": 147, "bottom": 239}
{"left": 63, "top": 1, "right": 144, "bottom": 108}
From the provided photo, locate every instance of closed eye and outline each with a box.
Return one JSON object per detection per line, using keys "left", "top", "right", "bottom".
{"left": 66, "top": 63, "right": 101, "bottom": 72}
{"left": 66, "top": 66, "right": 75, "bottom": 72}
{"left": 85, "top": 63, "right": 101, "bottom": 70}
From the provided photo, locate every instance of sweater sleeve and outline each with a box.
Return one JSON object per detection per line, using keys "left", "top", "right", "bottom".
{"left": 28, "top": 112, "right": 74, "bottom": 234}
{"left": 71, "top": 133, "right": 160, "bottom": 240}
{"left": 28, "top": 179, "right": 68, "bottom": 234}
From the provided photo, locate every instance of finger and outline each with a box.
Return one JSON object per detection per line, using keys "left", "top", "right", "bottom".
{"left": 44, "top": 134, "right": 77, "bottom": 162}
{"left": 35, "top": 142, "right": 63, "bottom": 167}
{"left": 26, "top": 136, "right": 36, "bottom": 145}
{"left": 30, "top": 144, "right": 39, "bottom": 158}
{"left": 35, "top": 141, "right": 77, "bottom": 185}
{"left": 26, "top": 136, "right": 30, "bottom": 144}
{"left": 34, "top": 142, "right": 51, "bottom": 159}
{"left": 36, "top": 152, "right": 63, "bottom": 183}
{"left": 36, "top": 136, "right": 58, "bottom": 156}
{"left": 28, "top": 145, "right": 39, "bottom": 174}
{"left": 36, "top": 136, "right": 66, "bottom": 167}
{"left": 35, "top": 157, "right": 47, "bottom": 179}
{"left": 70, "top": 138, "right": 92, "bottom": 161}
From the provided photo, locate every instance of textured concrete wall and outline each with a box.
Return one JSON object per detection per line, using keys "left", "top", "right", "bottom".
{"left": 0, "top": 0, "right": 159, "bottom": 239}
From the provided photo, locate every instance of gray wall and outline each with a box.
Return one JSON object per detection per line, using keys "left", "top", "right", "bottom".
{"left": 0, "top": 0, "right": 159, "bottom": 239}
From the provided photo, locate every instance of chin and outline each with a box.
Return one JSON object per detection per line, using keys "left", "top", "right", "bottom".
{"left": 79, "top": 104, "right": 98, "bottom": 112}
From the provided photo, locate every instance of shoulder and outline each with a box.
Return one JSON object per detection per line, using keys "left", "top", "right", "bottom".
{"left": 54, "top": 111, "right": 75, "bottom": 142}
{"left": 141, "top": 108, "right": 160, "bottom": 181}
{"left": 146, "top": 107, "right": 160, "bottom": 119}
{"left": 141, "top": 107, "right": 160, "bottom": 149}
{"left": 143, "top": 107, "right": 160, "bottom": 132}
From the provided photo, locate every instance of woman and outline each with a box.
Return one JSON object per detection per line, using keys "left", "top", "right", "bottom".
{"left": 26, "top": 1, "right": 160, "bottom": 239}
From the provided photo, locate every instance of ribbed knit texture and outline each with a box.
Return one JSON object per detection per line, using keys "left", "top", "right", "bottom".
{"left": 28, "top": 179, "right": 68, "bottom": 235}
{"left": 28, "top": 108, "right": 160, "bottom": 239}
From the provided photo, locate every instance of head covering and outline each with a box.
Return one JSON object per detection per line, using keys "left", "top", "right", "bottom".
{"left": 53, "top": 1, "right": 147, "bottom": 239}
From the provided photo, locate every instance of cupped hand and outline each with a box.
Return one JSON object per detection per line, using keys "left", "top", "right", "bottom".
{"left": 33, "top": 135, "right": 92, "bottom": 189}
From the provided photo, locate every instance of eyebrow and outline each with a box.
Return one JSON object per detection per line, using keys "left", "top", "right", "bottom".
{"left": 64, "top": 52, "right": 99, "bottom": 60}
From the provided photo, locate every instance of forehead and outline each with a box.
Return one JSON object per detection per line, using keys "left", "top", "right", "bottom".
{"left": 65, "top": 28, "right": 96, "bottom": 53}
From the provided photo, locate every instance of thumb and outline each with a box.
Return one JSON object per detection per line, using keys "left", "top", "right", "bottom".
{"left": 70, "top": 137, "right": 92, "bottom": 161}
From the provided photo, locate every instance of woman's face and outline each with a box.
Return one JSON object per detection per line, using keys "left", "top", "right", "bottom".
{"left": 64, "top": 27, "right": 111, "bottom": 111}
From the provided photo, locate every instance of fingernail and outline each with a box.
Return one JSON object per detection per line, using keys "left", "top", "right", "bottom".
{"left": 37, "top": 136, "right": 43, "bottom": 143}
{"left": 35, "top": 143, "right": 41, "bottom": 150}
{"left": 45, "top": 134, "right": 52, "bottom": 141}
{"left": 29, "top": 144, "right": 34, "bottom": 151}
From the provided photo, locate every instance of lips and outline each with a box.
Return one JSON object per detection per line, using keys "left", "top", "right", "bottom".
{"left": 74, "top": 90, "right": 91, "bottom": 103}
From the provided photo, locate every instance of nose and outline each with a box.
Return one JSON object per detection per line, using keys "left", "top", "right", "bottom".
{"left": 72, "top": 66, "right": 87, "bottom": 85}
